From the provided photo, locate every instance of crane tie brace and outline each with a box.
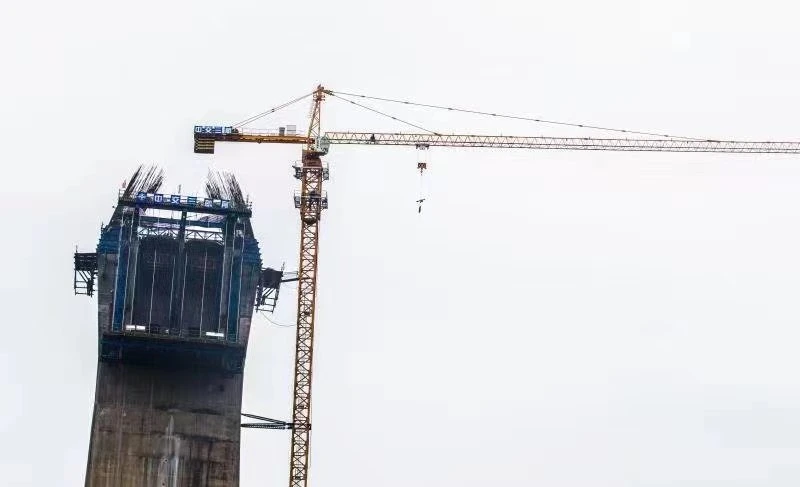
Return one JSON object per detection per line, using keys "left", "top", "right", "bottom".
{"left": 194, "top": 85, "right": 800, "bottom": 487}
{"left": 328, "top": 90, "right": 709, "bottom": 139}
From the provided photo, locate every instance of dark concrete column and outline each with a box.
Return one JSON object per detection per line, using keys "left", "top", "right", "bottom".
{"left": 85, "top": 363, "right": 243, "bottom": 486}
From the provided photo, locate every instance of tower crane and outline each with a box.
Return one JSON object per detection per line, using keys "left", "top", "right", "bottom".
{"left": 193, "top": 85, "right": 800, "bottom": 487}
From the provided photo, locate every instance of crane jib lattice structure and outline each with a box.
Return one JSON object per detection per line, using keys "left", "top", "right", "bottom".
{"left": 193, "top": 85, "right": 800, "bottom": 487}
{"left": 198, "top": 129, "right": 800, "bottom": 153}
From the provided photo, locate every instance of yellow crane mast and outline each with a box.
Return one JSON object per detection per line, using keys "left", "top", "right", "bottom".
{"left": 288, "top": 86, "right": 327, "bottom": 487}
{"left": 193, "top": 85, "right": 800, "bottom": 487}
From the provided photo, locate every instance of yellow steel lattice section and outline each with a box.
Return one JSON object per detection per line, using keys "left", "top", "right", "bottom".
{"left": 289, "top": 150, "right": 324, "bottom": 487}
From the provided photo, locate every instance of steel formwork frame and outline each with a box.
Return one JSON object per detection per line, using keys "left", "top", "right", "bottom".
{"left": 74, "top": 252, "right": 98, "bottom": 296}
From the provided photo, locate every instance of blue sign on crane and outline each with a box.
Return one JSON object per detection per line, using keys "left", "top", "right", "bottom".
{"left": 194, "top": 126, "right": 234, "bottom": 135}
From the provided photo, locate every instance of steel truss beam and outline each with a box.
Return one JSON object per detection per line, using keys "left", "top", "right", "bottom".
{"left": 323, "top": 132, "right": 800, "bottom": 152}
{"left": 196, "top": 130, "right": 800, "bottom": 154}
{"left": 136, "top": 225, "right": 224, "bottom": 242}
{"left": 241, "top": 412, "right": 293, "bottom": 430}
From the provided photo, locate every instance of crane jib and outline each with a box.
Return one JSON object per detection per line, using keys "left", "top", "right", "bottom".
{"left": 194, "top": 128, "right": 800, "bottom": 154}
{"left": 322, "top": 132, "right": 800, "bottom": 153}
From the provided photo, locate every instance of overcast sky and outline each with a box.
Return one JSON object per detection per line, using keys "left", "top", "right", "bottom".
{"left": 4, "top": 1, "right": 800, "bottom": 485}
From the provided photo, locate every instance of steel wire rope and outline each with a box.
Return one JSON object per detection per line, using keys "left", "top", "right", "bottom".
{"left": 233, "top": 91, "right": 315, "bottom": 128}
{"left": 259, "top": 311, "right": 296, "bottom": 328}
{"left": 330, "top": 90, "right": 712, "bottom": 141}
{"left": 329, "top": 93, "right": 441, "bottom": 135}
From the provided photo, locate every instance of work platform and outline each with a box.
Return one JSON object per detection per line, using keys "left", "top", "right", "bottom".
{"left": 95, "top": 190, "right": 261, "bottom": 368}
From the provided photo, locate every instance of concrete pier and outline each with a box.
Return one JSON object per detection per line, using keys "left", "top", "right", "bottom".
{"left": 86, "top": 363, "right": 243, "bottom": 486}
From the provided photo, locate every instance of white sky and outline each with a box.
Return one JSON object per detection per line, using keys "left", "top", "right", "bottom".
{"left": 3, "top": 0, "right": 800, "bottom": 485}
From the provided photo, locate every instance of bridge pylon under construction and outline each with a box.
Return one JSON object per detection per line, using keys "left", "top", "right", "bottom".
{"left": 75, "top": 167, "right": 289, "bottom": 486}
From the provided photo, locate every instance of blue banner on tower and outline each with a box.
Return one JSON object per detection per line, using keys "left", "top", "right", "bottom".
{"left": 126, "top": 192, "right": 236, "bottom": 212}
